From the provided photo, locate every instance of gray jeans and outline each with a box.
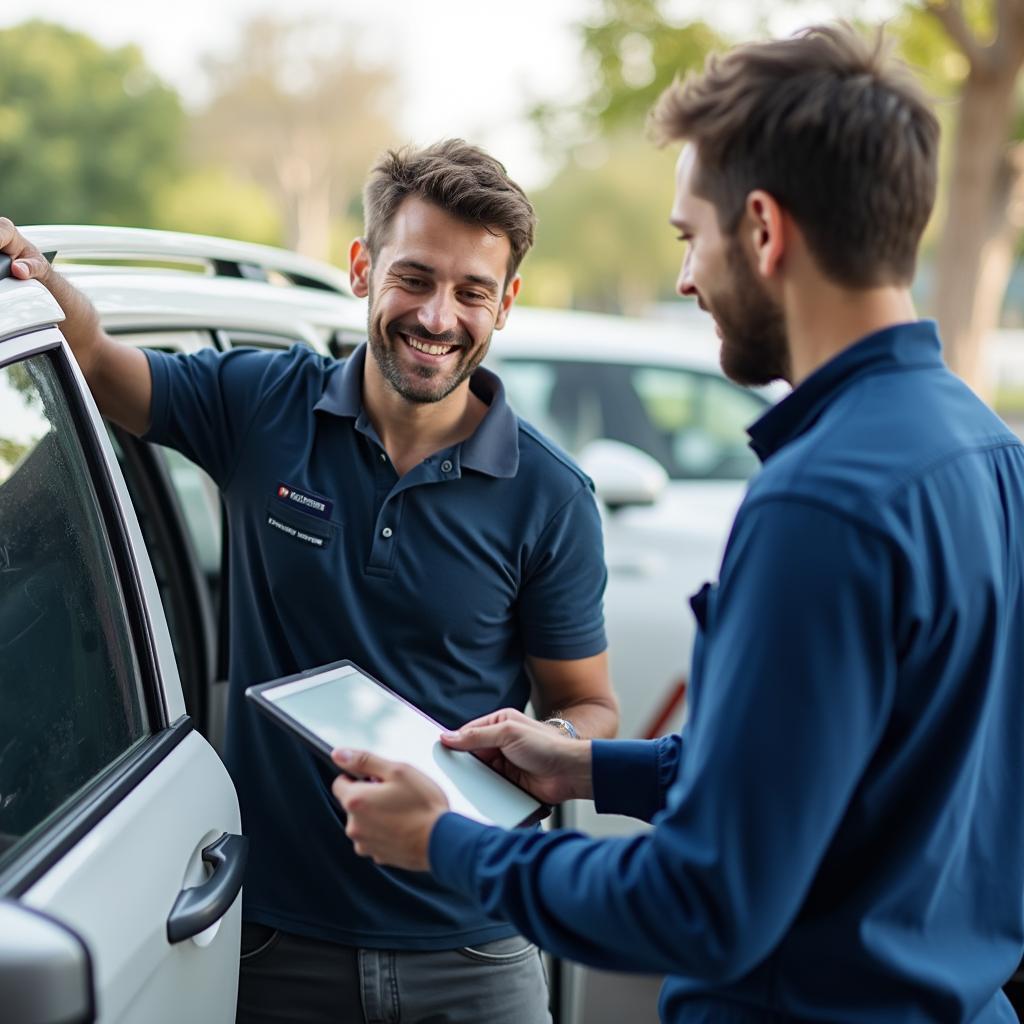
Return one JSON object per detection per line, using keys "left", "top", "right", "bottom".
{"left": 236, "top": 922, "right": 552, "bottom": 1024}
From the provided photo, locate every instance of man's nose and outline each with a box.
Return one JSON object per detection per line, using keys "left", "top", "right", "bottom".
{"left": 676, "top": 249, "right": 695, "bottom": 297}
{"left": 418, "top": 290, "right": 458, "bottom": 336}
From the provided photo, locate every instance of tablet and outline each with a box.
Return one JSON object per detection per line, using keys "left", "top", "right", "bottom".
{"left": 246, "top": 660, "right": 546, "bottom": 829}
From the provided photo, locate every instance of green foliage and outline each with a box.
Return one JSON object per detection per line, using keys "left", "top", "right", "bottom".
{"left": 190, "top": 16, "right": 398, "bottom": 257}
{"left": 524, "top": 1, "right": 723, "bottom": 313}
{"left": 579, "top": 0, "right": 726, "bottom": 133}
{"left": 152, "top": 168, "right": 284, "bottom": 247}
{"left": 521, "top": 133, "right": 681, "bottom": 312}
{"left": 0, "top": 20, "right": 184, "bottom": 226}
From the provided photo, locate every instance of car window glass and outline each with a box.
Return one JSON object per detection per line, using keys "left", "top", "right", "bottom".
{"left": 631, "top": 367, "right": 763, "bottom": 480}
{"left": 499, "top": 360, "right": 604, "bottom": 454}
{"left": 0, "top": 354, "right": 149, "bottom": 867}
{"left": 160, "top": 448, "right": 222, "bottom": 576}
{"left": 500, "top": 357, "right": 764, "bottom": 480}
{"left": 496, "top": 362, "right": 563, "bottom": 443}
{"left": 221, "top": 330, "right": 308, "bottom": 350}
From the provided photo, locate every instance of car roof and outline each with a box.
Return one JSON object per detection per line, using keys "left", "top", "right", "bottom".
{"left": 10, "top": 225, "right": 367, "bottom": 351}
{"left": 23, "top": 225, "right": 354, "bottom": 296}
{"left": 490, "top": 305, "right": 724, "bottom": 373}
{"left": 0, "top": 279, "right": 66, "bottom": 341}
{"left": 68, "top": 270, "right": 366, "bottom": 341}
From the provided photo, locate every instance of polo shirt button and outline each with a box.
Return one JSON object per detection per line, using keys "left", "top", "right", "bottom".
{"left": 441, "top": 459, "right": 453, "bottom": 473}
{"left": 379, "top": 452, "right": 387, "bottom": 463}
{"left": 382, "top": 527, "right": 393, "bottom": 538}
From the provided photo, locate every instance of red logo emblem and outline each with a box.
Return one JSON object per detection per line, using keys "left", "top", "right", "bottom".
{"left": 278, "top": 486, "right": 289, "bottom": 498}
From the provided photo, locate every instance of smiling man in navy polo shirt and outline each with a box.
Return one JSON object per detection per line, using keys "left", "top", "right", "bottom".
{"left": 0, "top": 140, "right": 618, "bottom": 1023}
{"left": 332, "top": 25, "right": 1024, "bottom": 1024}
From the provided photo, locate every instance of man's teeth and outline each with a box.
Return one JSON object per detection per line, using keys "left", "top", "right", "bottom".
{"left": 405, "top": 336, "right": 455, "bottom": 356}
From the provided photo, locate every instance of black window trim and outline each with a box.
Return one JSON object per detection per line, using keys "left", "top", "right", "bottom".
{"left": 0, "top": 332, "right": 199, "bottom": 893}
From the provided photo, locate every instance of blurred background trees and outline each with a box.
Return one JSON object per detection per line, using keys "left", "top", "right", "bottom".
{"left": 189, "top": 16, "right": 398, "bottom": 259}
{"left": 0, "top": 20, "right": 183, "bottom": 227}
{"left": 3, "top": 3, "right": 1024, "bottom": 405}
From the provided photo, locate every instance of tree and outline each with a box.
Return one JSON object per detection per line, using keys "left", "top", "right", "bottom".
{"left": 523, "top": 136, "right": 681, "bottom": 312}
{"left": 912, "top": 0, "right": 1024, "bottom": 394}
{"left": 191, "top": 16, "right": 399, "bottom": 261}
{"left": 525, "top": 0, "right": 724, "bottom": 312}
{"left": 532, "top": 0, "right": 724, "bottom": 156}
{"left": 0, "top": 20, "right": 183, "bottom": 227}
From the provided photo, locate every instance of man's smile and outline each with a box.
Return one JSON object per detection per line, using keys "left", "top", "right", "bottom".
{"left": 401, "top": 333, "right": 458, "bottom": 358}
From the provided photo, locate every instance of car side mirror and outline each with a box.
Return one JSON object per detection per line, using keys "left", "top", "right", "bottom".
{"left": 0, "top": 900, "right": 95, "bottom": 1023}
{"left": 578, "top": 439, "right": 668, "bottom": 510}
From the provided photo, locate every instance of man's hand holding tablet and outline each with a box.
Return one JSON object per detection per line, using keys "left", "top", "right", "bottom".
{"left": 332, "top": 708, "right": 596, "bottom": 872}
{"left": 331, "top": 749, "right": 449, "bottom": 871}
{"left": 440, "top": 708, "right": 594, "bottom": 804}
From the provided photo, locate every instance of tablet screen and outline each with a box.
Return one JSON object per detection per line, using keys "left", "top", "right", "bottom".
{"left": 259, "top": 664, "right": 542, "bottom": 829}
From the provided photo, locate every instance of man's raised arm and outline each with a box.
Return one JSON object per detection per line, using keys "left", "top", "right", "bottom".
{"left": 1, "top": 218, "right": 152, "bottom": 435}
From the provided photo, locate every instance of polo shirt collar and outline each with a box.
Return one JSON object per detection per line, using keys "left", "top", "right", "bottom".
{"left": 748, "top": 319, "right": 943, "bottom": 463}
{"left": 313, "top": 342, "right": 520, "bottom": 479}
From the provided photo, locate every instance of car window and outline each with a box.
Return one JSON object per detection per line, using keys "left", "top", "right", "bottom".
{"left": 499, "top": 358, "right": 765, "bottom": 480}
{"left": 161, "top": 447, "right": 222, "bottom": 576}
{"left": 630, "top": 367, "right": 764, "bottom": 479}
{"left": 0, "top": 354, "right": 149, "bottom": 866}
{"left": 219, "top": 329, "right": 308, "bottom": 350}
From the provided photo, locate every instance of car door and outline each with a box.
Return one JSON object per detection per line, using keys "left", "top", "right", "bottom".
{"left": 0, "top": 318, "right": 243, "bottom": 1023}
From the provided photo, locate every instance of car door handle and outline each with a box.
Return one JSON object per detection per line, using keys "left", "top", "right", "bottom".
{"left": 166, "top": 833, "right": 248, "bottom": 944}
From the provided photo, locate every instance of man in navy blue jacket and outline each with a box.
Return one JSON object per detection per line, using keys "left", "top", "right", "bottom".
{"left": 332, "top": 24, "right": 1024, "bottom": 1022}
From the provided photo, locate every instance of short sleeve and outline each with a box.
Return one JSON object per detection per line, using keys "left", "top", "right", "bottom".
{"left": 143, "top": 345, "right": 313, "bottom": 488}
{"left": 517, "top": 485, "right": 607, "bottom": 660}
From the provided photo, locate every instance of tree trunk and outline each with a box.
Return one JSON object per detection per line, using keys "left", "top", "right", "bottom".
{"left": 931, "top": 67, "right": 1019, "bottom": 396}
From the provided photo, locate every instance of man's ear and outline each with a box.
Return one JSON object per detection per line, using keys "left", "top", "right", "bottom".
{"left": 745, "top": 190, "right": 786, "bottom": 280}
{"left": 350, "top": 238, "right": 371, "bottom": 298}
{"left": 494, "top": 275, "right": 522, "bottom": 330}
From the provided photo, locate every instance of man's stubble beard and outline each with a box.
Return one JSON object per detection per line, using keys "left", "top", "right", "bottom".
{"left": 365, "top": 285, "right": 491, "bottom": 405}
{"left": 713, "top": 235, "right": 791, "bottom": 388}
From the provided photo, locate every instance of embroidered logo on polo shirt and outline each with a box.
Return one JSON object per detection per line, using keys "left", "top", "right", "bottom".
{"left": 273, "top": 481, "right": 334, "bottom": 520}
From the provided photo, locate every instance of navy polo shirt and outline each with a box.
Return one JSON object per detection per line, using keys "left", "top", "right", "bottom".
{"left": 430, "top": 321, "right": 1024, "bottom": 1021}
{"left": 143, "top": 342, "right": 607, "bottom": 948}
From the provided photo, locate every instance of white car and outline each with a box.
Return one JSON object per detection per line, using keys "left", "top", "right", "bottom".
{"left": 488, "top": 307, "right": 775, "bottom": 741}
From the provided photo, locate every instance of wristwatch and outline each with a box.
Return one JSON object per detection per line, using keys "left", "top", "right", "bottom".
{"left": 544, "top": 716, "right": 579, "bottom": 740}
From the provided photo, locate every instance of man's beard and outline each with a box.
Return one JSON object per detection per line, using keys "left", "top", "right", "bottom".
{"left": 366, "top": 296, "right": 490, "bottom": 405}
{"left": 711, "top": 235, "right": 790, "bottom": 387}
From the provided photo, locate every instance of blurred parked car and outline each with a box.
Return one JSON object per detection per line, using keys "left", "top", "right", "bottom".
{"left": 488, "top": 307, "right": 776, "bottom": 741}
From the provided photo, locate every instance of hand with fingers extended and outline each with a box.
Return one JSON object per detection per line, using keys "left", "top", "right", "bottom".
{"left": 0, "top": 217, "right": 53, "bottom": 283}
{"left": 440, "top": 708, "right": 594, "bottom": 805}
{"left": 330, "top": 749, "right": 450, "bottom": 872}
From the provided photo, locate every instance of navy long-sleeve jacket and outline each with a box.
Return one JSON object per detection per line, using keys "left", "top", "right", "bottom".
{"left": 429, "top": 322, "right": 1024, "bottom": 1022}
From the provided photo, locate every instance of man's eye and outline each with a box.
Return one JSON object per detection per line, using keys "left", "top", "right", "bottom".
{"left": 461, "top": 291, "right": 486, "bottom": 302}
{"left": 401, "top": 277, "right": 426, "bottom": 288}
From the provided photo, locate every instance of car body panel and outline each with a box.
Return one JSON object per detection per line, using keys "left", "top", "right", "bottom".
{"left": 22, "top": 732, "right": 242, "bottom": 1024}
{"left": 0, "top": 278, "right": 65, "bottom": 340}
{"left": 0, "top": 306, "right": 242, "bottom": 1022}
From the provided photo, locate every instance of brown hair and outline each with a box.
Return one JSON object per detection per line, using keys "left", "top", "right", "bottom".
{"left": 650, "top": 23, "right": 939, "bottom": 287}
{"left": 362, "top": 139, "right": 537, "bottom": 284}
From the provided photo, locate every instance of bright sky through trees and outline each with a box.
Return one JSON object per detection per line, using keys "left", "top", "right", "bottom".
{"left": 0, "top": 0, "right": 901, "bottom": 188}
